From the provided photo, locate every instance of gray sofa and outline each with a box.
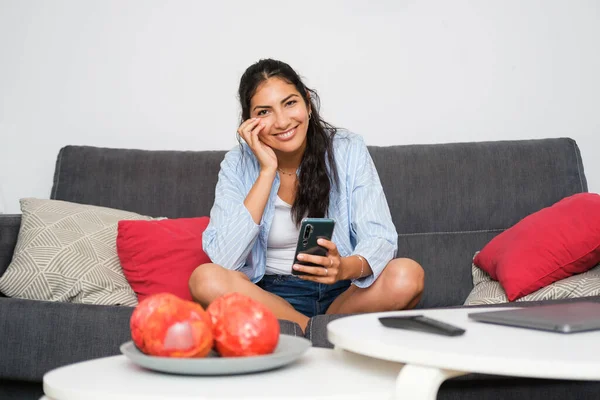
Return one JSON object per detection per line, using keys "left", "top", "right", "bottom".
{"left": 1, "top": 137, "right": 599, "bottom": 399}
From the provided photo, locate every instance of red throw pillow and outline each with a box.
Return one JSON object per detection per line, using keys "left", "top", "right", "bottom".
{"left": 474, "top": 193, "right": 600, "bottom": 301}
{"left": 117, "top": 217, "right": 211, "bottom": 302}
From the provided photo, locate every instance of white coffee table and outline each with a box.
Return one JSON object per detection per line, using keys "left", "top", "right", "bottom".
{"left": 42, "top": 347, "right": 403, "bottom": 400}
{"left": 327, "top": 307, "right": 600, "bottom": 400}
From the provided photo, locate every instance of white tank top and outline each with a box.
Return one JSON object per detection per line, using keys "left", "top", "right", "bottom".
{"left": 265, "top": 196, "right": 300, "bottom": 275}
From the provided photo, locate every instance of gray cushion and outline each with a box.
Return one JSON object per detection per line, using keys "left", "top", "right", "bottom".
{"left": 305, "top": 314, "right": 351, "bottom": 348}
{"left": 396, "top": 231, "right": 501, "bottom": 308}
{"left": 0, "top": 296, "right": 301, "bottom": 381}
{"left": 51, "top": 145, "right": 227, "bottom": 219}
{"left": 0, "top": 297, "right": 136, "bottom": 381}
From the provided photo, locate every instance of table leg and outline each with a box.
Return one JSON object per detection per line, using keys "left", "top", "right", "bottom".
{"left": 395, "top": 364, "right": 468, "bottom": 400}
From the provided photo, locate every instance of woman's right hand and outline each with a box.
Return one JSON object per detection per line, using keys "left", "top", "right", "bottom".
{"left": 238, "top": 118, "right": 278, "bottom": 173}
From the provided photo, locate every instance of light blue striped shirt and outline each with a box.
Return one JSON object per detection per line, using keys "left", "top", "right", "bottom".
{"left": 202, "top": 130, "right": 397, "bottom": 288}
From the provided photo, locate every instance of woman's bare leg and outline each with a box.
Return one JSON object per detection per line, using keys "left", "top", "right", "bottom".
{"left": 189, "top": 263, "right": 310, "bottom": 332}
{"left": 326, "top": 258, "right": 424, "bottom": 315}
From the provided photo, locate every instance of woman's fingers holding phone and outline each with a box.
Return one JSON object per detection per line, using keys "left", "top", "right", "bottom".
{"left": 295, "top": 253, "right": 331, "bottom": 268}
{"left": 293, "top": 263, "right": 337, "bottom": 285}
{"left": 292, "top": 263, "right": 329, "bottom": 276}
{"left": 316, "top": 238, "right": 339, "bottom": 255}
{"left": 294, "top": 252, "right": 341, "bottom": 284}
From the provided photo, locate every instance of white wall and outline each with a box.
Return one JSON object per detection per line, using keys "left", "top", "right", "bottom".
{"left": 1, "top": 0, "right": 599, "bottom": 214}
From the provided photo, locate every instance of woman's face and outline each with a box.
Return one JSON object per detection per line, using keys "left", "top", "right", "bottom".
{"left": 249, "top": 77, "right": 310, "bottom": 156}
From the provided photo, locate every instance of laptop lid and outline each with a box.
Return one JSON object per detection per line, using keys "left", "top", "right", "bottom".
{"left": 468, "top": 302, "right": 600, "bottom": 333}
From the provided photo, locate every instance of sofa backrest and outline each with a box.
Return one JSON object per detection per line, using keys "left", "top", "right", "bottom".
{"left": 368, "top": 138, "right": 586, "bottom": 308}
{"left": 51, "top": 146, "right": 227, "bottom": 219}
{"left": 51, "top": 138, "right": 587, "bottom": 308}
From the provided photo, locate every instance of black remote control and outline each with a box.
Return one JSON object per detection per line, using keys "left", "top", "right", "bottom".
{"left": 379, "top": 315, "right": 466, "bottom": 336}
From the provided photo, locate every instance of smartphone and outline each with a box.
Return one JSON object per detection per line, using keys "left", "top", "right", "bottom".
{"left": 291, "top": 218, "right": 335, "bottom": 276}
{"left": 379, "top": 315, "right": 466, "bottom": 337}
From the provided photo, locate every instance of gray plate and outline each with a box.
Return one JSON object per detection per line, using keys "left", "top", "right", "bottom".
{"left": 120, "top": 334, "right": 311, "bottom": 375}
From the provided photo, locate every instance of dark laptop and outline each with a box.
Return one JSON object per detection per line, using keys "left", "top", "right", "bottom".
{"left": 468, "top": 301, "right": 600, "bottom": 333}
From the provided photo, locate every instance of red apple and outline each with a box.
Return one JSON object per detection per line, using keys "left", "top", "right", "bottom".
{"left": 207, "top": 292, "right": 280, "bottom": 357}
{"left": 130, "top": 292, "right": 213, "bottom": 358}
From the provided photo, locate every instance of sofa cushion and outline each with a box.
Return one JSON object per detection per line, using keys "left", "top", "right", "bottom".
{"left": 305, "top": 314, "right": 351, "bottom": 348}
{"left": 465, "top": 262, "right": 600, "bottom": 306}
{"left": 0, "top": 198, "right": 154, "bottom": 306}
{"left": 117, "top": 217, "right": 211, "bottom": 302}
{"left": 51, "top": 145, "right": 227, "bottom": 219}
{"left": 0, "top": 296, "right": 302, "bottom": 382}
{"left": 473, "top": 193, "right": 600, "bottom": 301}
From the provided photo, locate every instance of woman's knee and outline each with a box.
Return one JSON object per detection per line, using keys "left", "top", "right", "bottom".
{"left": 188, "top": 263, "right": 238, "bottom": 306}
{"left": 383, "top": 258, "right": 425, "bottom": 297}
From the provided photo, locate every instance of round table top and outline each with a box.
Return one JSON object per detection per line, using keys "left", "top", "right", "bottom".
{"left": 43, "top": 347, "right": 403, "bottom": 400}
{"left": 327, "top": 306, "right": 600, "bottom": 381}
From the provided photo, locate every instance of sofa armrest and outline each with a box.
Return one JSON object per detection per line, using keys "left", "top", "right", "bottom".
{"left": 0, "top": 215, "right": 21, "bottom": 284}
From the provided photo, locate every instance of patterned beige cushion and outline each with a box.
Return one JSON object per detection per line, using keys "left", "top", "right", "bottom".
{"left": 465, "top": 254, "right": 600, "bottom": 306}
{"left": 0, "top": 198, "right": 155, "bottom": 306}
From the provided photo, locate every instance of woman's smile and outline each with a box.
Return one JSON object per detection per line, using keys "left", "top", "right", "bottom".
{"left": 272, "top": 127, "right": 297, "bottom": 141}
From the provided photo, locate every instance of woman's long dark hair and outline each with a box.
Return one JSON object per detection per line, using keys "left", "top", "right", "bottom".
{"left": 238, "top": 59, "right": 339, "bottom": 226}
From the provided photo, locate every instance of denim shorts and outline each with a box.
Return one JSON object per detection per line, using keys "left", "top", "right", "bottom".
{"left": 257, "top": 274, "right": 351, "bottom": 318}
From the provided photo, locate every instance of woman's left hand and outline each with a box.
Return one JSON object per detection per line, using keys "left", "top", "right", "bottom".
{"left": 293, "top": 238, "right": 343, "bottom": 284}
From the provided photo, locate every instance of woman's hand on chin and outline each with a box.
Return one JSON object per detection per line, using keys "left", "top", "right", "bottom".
{"left": 238, "top": 118, "right": 277, "bottom": 173}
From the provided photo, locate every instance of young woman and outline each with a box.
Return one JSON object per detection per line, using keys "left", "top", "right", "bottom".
{"left": 189, "top": 59, "right": 424, "bottom": 332}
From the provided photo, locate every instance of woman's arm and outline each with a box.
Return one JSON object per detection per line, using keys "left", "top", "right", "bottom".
{"left": 348, "top": 136, "right": 398, "bottom": 288}
{"left": 339, "top": 254, "right": 373, "bottom": 280}
{"left": 203, "top": 148, "right": 270, "bottom": 271}
{"left": 244, "top": 169, "right": 276, "bottom": 224}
